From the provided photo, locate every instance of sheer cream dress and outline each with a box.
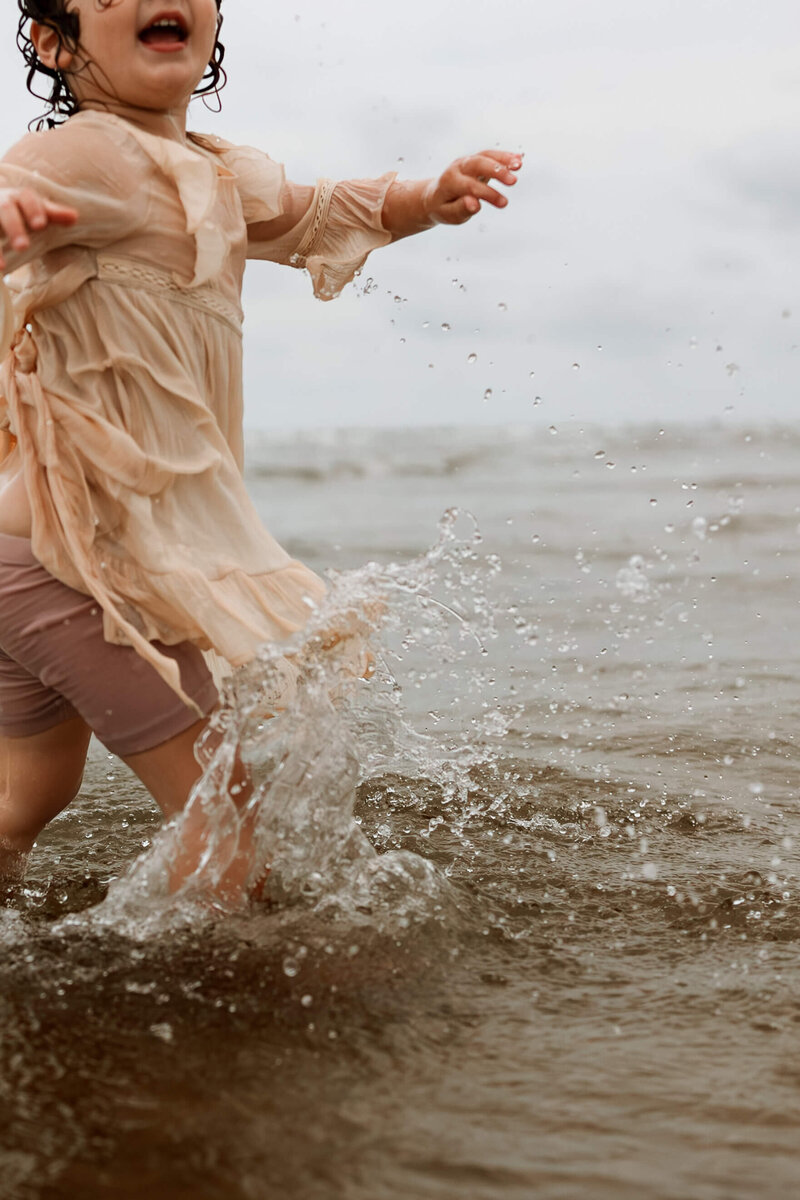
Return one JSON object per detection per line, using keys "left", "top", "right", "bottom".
{"left": 0, "top": 111, "right": 395, "bottom": 708}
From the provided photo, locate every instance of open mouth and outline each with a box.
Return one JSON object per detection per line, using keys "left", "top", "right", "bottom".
{"left": 138, "top": 13, "right": 189, "bottom": 47}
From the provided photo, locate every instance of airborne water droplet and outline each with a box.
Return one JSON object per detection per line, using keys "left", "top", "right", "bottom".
{"left": 467, "top": 353, "right": 477, "bottom": 364}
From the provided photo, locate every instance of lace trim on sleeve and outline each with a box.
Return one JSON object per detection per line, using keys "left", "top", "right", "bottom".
{"left": 291, "top": 180, "right": 336, "bottom": 265}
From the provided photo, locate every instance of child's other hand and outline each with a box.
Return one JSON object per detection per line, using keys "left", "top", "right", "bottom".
{"left": 423, "top": 150, "right": 522, "bottom": 225}
{"left": 0, "top": 188, "right": 78, "bottom": 269}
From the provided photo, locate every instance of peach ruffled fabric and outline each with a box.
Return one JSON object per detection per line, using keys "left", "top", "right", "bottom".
{"left": 0, "top": 111, "right": 395, "bottom": 707}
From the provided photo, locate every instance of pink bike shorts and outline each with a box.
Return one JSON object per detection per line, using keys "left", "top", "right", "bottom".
{"left": 0, "top": 532, "right": 218, "bottom": 756}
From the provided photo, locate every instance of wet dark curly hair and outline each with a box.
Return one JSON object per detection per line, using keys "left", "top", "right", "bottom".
{"left": 16, "top": 0, "right": 226, "bottom": 129}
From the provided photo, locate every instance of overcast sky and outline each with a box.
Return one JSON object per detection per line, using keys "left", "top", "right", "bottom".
{"left": 0, "top": 0, "right": 798, "bottom": 430}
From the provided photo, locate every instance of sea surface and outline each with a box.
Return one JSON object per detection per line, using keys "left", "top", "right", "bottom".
{"left": 2, "top": 421, "right": 800, "bottom": 1200}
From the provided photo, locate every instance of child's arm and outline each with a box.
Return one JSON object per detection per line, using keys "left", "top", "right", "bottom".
{"left": 381, "top": 150, "right": 522, "bottom": 241}
{"left": 220, "top": 138, "right": 520, "bottom": 300}
{"left": 0, "top": 119, "right": 147, "bottom": 276}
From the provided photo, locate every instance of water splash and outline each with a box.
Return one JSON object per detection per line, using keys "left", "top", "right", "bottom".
{"left": 58, "top": 510, "right": 504, "bottom": 940}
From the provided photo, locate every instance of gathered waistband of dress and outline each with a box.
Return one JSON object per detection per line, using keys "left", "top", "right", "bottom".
{"left": 95, "top": 255, "right": 243, "bottom": 335}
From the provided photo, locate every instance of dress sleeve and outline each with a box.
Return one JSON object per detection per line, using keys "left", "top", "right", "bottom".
{"left": 0, "top": 118, "right": 148, "bottom": 273}
{"left": 208, "top": 138, "right": 396, "bottom": 300}
{"left": 263, "top": 174, "right": 396, "bottom": 301}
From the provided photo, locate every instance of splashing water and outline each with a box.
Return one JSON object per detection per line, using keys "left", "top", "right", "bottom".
{"left": 57, "top": 510, "right": 504, "bottom": 939}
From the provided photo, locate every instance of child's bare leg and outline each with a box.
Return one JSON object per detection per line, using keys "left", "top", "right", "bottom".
{"left": 0, "top": 716, "right": 92, "bottom": 883}
{"left": 123, "top": 719, "right": 258, "bottom": 902}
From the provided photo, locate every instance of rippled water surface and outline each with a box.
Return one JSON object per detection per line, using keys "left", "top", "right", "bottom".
{"left": 3, "top": 422, "right": 800, "bottom": 1200}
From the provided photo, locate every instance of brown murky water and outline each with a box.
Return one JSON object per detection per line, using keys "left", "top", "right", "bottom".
{"left": 2, "top": 423, "right": 799, "bottom": 1200}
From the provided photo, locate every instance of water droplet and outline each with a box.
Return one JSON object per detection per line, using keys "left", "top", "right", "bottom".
{"left": 300, "top": 994, "right": 313, "bottom": 1008}
{"left": 282, "top": 956, "right": 300, "bottom": 978}
{"left": 497, "top": 302, "right": 508, "bottom": 312}
{"left": 531, "top": 534, "right": 541, "bottom": 544}
{"left": 605, "top": 461, "right": 616, "bottom": 469}
{"left": 483, "top": 388, "right": 493, "bottom": 401}
{"left": 594, "top": 450, "right": 605, "bottom": 459}
{"left": 549, "top": 425, "right": 558, "bottom": 435}
{"left": 422, "top": 320, "right": 430, "bottom": 328}
{"left": 467, "top": 353, "right": 477, "bottom": 364}
{"left": 572, "top": 362, "right": 580, "bottom": 371}
{"left": 649, "top": 498, "right": 657, "bottom": 506}
{"left": 441, "top": 322, "right": 451, "bottom": 332}
{"left": 532, "top": 396, "right": 542, "bottom": 406}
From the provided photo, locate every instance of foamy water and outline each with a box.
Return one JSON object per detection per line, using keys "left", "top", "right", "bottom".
{"left": 2, "top": 422, "right": 799, "bottom": 1200}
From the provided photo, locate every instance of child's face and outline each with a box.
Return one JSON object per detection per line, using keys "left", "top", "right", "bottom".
{"left": 40, "top": 0, "right": 220, "bottom": 114}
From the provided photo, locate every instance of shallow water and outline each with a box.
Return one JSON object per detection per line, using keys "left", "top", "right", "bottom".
{"left": 3, "top": 422, "right": 800, "bottom": 1200}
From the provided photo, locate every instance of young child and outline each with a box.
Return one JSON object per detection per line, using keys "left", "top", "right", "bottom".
{"left": 0, "top": 0, "right": 520, "bottom": 893}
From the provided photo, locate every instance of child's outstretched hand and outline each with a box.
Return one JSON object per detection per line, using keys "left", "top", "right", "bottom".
{"left": 424, "top": 150, "right": 522, "bottom": 225}
{"left": 382, "top": 150, "right": 522, "bottom": 240}
{"left": 0, "top": 188, "right": 78, "bottom": 269}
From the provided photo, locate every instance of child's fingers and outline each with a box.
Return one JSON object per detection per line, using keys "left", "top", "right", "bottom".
{"left": 42, "top": 199, "right": 79, "bottom": 226}
{"left": 443, "top": 169, "right": 510, "bottom": 212}
{"left": 16, "top": 188, "right": 50, "bottom": 233}
{"left": 437, "top": 195, "right": 483, "bottom": 225}
{"left": 468, "top": 175, "right": 510, "bottom": 207}
{"left": 0, "top": 192, "right": 79, "bottom": 267}
{"left": 0, "top": 195, "right": 32, "bottom": 255}
{"left": 477, "top": 149, "right": 523, "bottom": 171}
{"left": 21, "top": 193, "right": 78, "bottom": 228}
{"left": 461, "top": 153, "right": 520, "bottom": 189}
